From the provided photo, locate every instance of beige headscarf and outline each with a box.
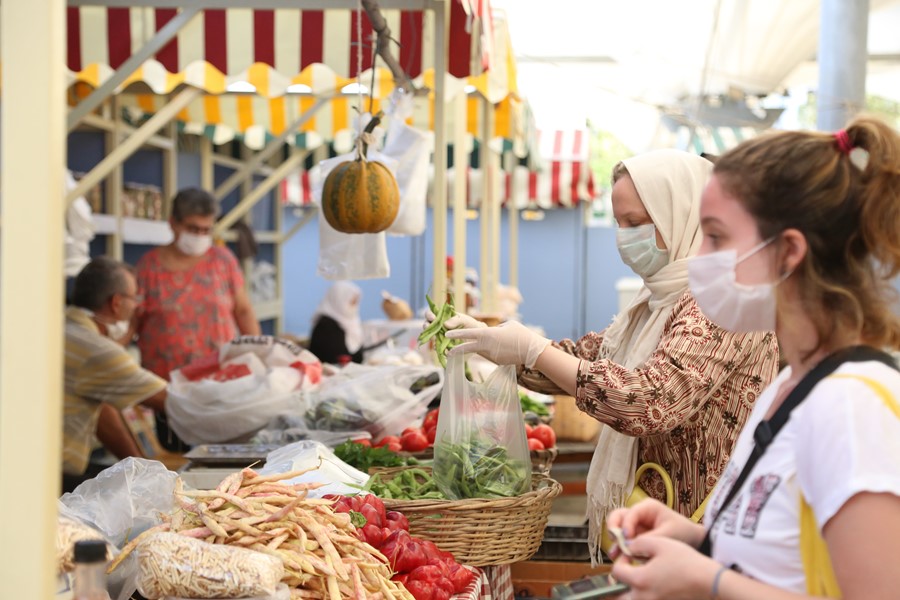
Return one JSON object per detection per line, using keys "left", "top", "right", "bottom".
{"left": 587, "top": 149, "right": 713, "bottom": 564}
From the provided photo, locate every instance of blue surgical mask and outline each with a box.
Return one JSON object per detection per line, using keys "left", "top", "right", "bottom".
{"left": 616, "top": 224, "right": 669, "bottom": 278}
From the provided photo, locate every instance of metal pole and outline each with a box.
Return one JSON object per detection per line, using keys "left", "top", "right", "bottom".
{"left": 507, "top": 155, "right": 519, "bottom": 290}
{"left": 0, "top": 0, "right": 65, "bottom": 597}
{"left": 66, "top": 87, "right": 201, "bottom": 207}
{"left": 479, "top": 97, "right": 491, "bottom": 313}
{"left": 452, "top": 91, "right": 468, "bottom": 310}
{"left": 107, "top": 96, "right": 124, "bottom": 260}
{"left": 431, "top": 0, "right": 448, "bottom": 303}
{"left": 66, "top": 6, "right": 200, "bottom": 132}
{"left": 817, "top": 0, "right": 870, "bottom": 131}
{"left": 200, "top": 135, "right": 214, "bottom": 191}
{"left": 214, "top": 149, "right": 311, "bottom": 235}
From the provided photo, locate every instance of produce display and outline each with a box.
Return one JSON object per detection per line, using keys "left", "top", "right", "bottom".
{"left": 524, "top": 424, "right": 557, "bottom": 451}
{"left": 518, "top": 391, "right": 550, "bottom": 419}
{"left": 136, "top": 531, "right": 284, "bottom": 599}
{"left": 333, "top": 440, "right": 415, "bottom": 472}
{"left": 108, "top": 468, "right": 413, "bottom": 599}
{"left": 305, "top": 372, "right": 441, "bottom": 433}
{"left": 365, "top": 469, "right": 444, "bottom": 501}
{"left": 327, "top": 494, "right": 475, "bottom": 600}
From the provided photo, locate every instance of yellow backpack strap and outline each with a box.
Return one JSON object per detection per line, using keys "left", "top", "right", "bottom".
{"left": 799, "top": 373, "right": 900, "bottom": 598}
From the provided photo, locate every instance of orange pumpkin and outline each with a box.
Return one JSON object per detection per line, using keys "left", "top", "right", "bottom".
{"left": 322, "top": 158, "right": 400, "bottom": 234}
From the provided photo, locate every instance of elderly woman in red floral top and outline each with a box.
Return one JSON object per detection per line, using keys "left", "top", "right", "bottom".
{"left": 445, "top": 150, "right": 780, "bottom": 561}
{"left": 135, "top": 188, "right": 260, "bottom": 450}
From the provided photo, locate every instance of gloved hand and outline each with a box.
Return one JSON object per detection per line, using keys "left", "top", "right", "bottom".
{"left": 446, "top": 320, "right": 551, "bottom": 368}
{"left": 423, "top": 309, "right": 487, "bottom": 331}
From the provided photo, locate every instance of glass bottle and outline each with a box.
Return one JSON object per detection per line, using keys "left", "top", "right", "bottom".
{"left": 72, "top": 540, "right": 111, "bottom": 600}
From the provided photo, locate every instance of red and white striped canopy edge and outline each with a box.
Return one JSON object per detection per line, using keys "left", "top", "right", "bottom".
{"left": 281, "top": 169, "right": 314, "bottom": 207}
{"left": 282, "top": 130, "right": 595, "bottom": 209}
{"left": 66, "top": 3, "right": 491, "bottom": 81}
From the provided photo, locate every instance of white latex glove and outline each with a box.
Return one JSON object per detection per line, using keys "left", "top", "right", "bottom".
{"left": 446, "top": 320, "right": 551, "bottom": 368}
{"left": 423, "top": 310, "right": 486, "bottom": 331}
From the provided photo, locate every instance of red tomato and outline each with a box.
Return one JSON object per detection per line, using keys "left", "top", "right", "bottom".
{"left": 401, "top": 430, "right": 429, "bottom": 453}
{"left": 423, "top": 409, "right": 440, "bottom": 431}
{"left": 402, "top": 427, "right": 421, "bottom": 437}
{"left": 425, "top": 426, "right": 437, "bottom": 445}
{"left": 375, "top": 435, "right": 401, "bottom": 448}
{"left": 530, "top": 424, "right": 557, "bottom": 449}
{"left": 524, "top": 424, "right": 534, "bottom": 437}
{"left": 528, "top": 438, "right": 546, "bottom": 451}
{"left": 386, "top": 441, "right": 403, "bottom": 453}
{"left": 353, "top": 438, "right": 372, "bottom": 447}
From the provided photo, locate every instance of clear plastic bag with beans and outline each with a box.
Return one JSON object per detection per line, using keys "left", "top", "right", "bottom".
{"left": 135, "top": 532, "right": 284, "bottom": 599}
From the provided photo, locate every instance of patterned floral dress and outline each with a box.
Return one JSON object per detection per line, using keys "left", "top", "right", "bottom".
{"left": 136, "top": 246, "right": 245, "bottom": 380}
{"left": 520, "top": 291, "right": 780, "bottom": 517}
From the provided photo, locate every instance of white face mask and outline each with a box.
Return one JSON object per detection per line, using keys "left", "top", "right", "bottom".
{"left": 176, "top": 232, "right": 213, "bottom": 257}
{"left": 688, "top": 238, "right": 786, "bottom": 333}
{"left": 83, "top": 308, "right": 130, "bottom": 340}
{"left": 105, "top": 319, "right": 130, "bottom": 340}
{"left": 616, "top": 223, "right": 669, "bottom": 278}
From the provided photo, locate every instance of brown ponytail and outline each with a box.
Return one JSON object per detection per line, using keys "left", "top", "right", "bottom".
{"left": 714, "top": 115, "right": 900, "bottom": 351}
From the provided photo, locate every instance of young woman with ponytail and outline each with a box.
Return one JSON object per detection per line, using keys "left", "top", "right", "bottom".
{"left": 606, "top": 116, "right": 900, "bottom": 600}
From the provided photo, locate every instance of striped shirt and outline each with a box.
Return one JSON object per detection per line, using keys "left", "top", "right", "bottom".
{"left": 521, "top": 291, "right": 780, "bottom": 516}
{"left": 64, "top": 307, "right": 167, "bottom": 475}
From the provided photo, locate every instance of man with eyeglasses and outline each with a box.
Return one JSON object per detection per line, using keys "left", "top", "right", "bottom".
{"left": 63, "top": 257, "right": 167, "bottom": 492}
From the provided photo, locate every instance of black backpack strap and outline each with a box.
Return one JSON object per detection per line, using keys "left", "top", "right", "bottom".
{"left": 698, "top": 346, "right": 897, "bottom": 557}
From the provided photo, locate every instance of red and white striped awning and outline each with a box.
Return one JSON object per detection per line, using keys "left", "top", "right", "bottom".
{"left": 452, "top": 129, "right": 596, "bottom": 208}
{"left": 281, "top": 129, "right": 594, "bottom": 209}
{"left": 66, "top": 3, "right": 494, "bottom": 98}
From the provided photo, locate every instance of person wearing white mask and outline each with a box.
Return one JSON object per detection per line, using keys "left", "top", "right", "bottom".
{"left": 135, "top": 188, "right": 260, "bottom": 451}
{"left": 64, "top": 257, "right": 167, "bottom": 492}
{"left": 441, "top": 150, "right": 780, "bottom": 562}
{"left": 308, "top": 282, "right": 365, "bottom": 365}
{"left": 605, "top": 116, "right": 900, "bottom": 600}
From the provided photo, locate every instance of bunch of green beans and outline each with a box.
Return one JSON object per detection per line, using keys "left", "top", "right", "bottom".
{"left": 418, "top": 295, "right": 462, "bottom": 368}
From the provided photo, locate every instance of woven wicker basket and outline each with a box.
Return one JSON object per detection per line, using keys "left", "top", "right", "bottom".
{"left": 376, "top": 467, "right": 562, "bottom": 566}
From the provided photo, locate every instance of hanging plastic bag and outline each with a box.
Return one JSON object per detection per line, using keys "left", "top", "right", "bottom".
{"left": 382, "top": 120, "right": 431, "bottom": 236}
{"left": 313, "top": 149, "right": 397, "bottom": 280}
{"left": 433, "top": 353, "right": 531, "bottom": 499}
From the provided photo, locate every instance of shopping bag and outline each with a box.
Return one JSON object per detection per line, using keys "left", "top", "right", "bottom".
{"left": 382, "top": 119, "right": 430, "bottom": 236}
{"left": 433, "top": 353, "right": 531, "bottom": 499}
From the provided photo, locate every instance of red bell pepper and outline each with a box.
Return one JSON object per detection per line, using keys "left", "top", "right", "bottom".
{"left": 360, "top": 523, "right": 385, "bottom": 548}
{"left": 404, "top": 579, "right": 451, "bottom": 600}
{"left": 385, "top": 511, "right": 409, "bottom": 533}
{"left": 359, "top": 503, "right": 383, "bottom": 529}
{"left": 448, "top": 563, "right": 475, "bottom": 593}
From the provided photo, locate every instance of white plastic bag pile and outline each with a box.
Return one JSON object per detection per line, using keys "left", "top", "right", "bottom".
{"left": 166, "top": 336, "right": 322, "bottom": 445}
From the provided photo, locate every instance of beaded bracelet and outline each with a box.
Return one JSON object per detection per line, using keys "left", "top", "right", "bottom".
{"left": 710, "top": 565, "right": 729, "bottom": 599}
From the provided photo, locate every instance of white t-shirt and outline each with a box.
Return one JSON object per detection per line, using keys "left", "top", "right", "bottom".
{"left": 705, "top": 360, "right": 900, "bottom": 592}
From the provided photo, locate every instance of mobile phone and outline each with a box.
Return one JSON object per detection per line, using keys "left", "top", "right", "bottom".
{"left": 551, "top": 575, "right": 630, "bottom": 599}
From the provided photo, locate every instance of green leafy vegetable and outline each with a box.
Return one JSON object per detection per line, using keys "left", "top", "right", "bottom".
{"left": 333, "top": 440, "right": 416, "bottom": 472}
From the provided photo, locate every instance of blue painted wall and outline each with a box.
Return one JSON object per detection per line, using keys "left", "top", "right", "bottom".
{"left": 69, "top": 135, "right": 629, "bottom": 344}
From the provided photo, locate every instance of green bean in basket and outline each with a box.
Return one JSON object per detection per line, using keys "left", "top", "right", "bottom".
{"left": 418, "top": 295, "right": 463, "bottom": 368}
{"left": 365, "top": 468, "right": 445, "bottom": 500}
{"left": 433, "top": 441, "right": 531, "bottom": 499}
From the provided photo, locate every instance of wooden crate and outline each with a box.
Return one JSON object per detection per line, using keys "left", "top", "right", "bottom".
{"left": 551, "top": 395, "right": 601, "bottom": 443}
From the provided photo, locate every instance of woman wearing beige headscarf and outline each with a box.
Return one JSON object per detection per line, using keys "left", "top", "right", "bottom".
{"left": 445, "top": 150, "right": 780, "bottom": 562}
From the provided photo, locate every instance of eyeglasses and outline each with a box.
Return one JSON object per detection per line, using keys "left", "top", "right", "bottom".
{"left": 120, "top": 293, "right": 145, "bottom": 303}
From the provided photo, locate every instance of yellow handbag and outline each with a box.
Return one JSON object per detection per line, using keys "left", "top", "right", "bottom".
{"left": 600, "top": 463, "right": 674, "bottom": 553}
{"left": 600, "top": 462, "right": 712, "bottom": 554}
{"left": 800, "top": 373, "right": 900, "bottom": 598}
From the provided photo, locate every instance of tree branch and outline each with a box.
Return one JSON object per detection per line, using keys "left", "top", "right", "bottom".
{"left": 360, "top": 0, "right": 422, "bottom": 95}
